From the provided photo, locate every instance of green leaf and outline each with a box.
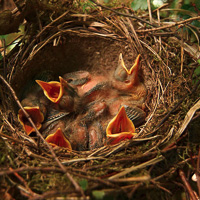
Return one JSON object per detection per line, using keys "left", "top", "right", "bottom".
{"left": 0, "top": 53, "right": 3, "bottom": 61}
{"left": 192, "top": 64, "right": 200, "bottom": 85}
{"left": 92, "top": 190, "right": 105, "bottom": 200}
{"left": 0, "top": 35, "right": 7, "bottom": 39}
{"left": 152, "top": 0, "right": 167, "bottom": 8}
{"left": 195, "top": 0, "right": 200, "bottom": 9}
{"left": 194, "top": 65, "right": 200, "bottom": 76}
{"left": 131, "top": 0, "right": 148, "bottom": 11}
{"left": 79, "top": 179, "right": 88, "bottom": 191}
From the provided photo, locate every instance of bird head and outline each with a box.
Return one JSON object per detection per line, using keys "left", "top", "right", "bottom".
{"left": 106, "top": 106, "right": 136, "bottom": 145}
{"left": 36, "top": 77, "right": 78, "bottom": 106}
{"left": 36, "top": 79, "right": 63, "bottom": 103}
{"left": 113, "top": 53, "right": 141, "bottom": 91}
{"left": 45, "top": 128, "right": 72, "bottom": 151}
{"left": 18, "top": 106, "right": 44, "bottom": 135}
{"left": 63, "top": 70, "right": 91, "bottom": 86}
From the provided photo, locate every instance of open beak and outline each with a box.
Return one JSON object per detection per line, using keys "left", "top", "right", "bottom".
{"left": 106, "top": 106, "right": 136, "bottom": 145}
{"left": 127, "top": 54, "right": 140, "bottom": 75}
{"left": 18, "top": 106, "right": 44, "bottom": 135}
{"left": 45, "top": 128, "right": 72, "bottom": 151}
{"left": 36, "top": 80, "right": 63, "bottom": 103}
{"left": 114, "top": 53, "right": 140, "bottom": 85}
{"left": 118, "top": 53, "right": 140, "bottom": 75}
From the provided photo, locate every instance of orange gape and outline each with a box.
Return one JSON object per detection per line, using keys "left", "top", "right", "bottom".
{"left": 18, "top": 106, "right": 44, "bottom": 135}
{"left": 106, "top": 106, "right": 136, "bottom": 145}
{"left": 45, "top": 128, "right": 72, "bottom": 151}
{"left": 36, "top": 80, "right": 62, "bottom": 103}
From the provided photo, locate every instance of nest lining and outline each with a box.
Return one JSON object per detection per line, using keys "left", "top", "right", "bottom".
{"left": 1, "top": 6, "right": 200, "bottom": 200}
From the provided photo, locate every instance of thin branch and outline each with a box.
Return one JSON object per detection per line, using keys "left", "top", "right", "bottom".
{"left": 155, "top": 79, "right": 200, "bottom": 129}
{"left": 197, "top": 146, "right": 200, "bottom": 197}
{"left": 21, "top": 10, "right": 70, "bottom": 61}
{"left": 136, "top": 16, "right": 200, "bottom": 33}
{"left": 179, "top": 169, "right": 198, "bottom": 200}
{"left": 0, "top": 74, "right": 85, "bottom": 197}
{"left": 89, "top": 0, "right": 156, "bottom": 27}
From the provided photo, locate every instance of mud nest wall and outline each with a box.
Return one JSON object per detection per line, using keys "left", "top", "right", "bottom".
{"left": 11, "top": 34, "right": 145, "bottom": 100}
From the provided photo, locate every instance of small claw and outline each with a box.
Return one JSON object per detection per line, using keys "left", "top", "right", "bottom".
{"left": 18, "top": 106, "right": 44, "bottom": 135}
{"left": 36, "top": 80, "right": 63, "bottom": 103}
{"left": 106, "top": 106, "right": 136, "bottom": 145}
{"left": 45, "top": 128, "right": 72, "bottom": 151}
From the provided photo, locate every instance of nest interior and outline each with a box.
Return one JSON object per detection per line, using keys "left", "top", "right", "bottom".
{"left": 1, "top": 2, "right": 200, "bottom": 200}
{"left": 11, "top": 34, "right": 139, "bottom": 100}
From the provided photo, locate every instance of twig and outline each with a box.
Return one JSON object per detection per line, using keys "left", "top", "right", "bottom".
{"left": 179, "top": 169, "right": 198, "bottom": 200}
{"left": 108, "top": 155, "right": 164, "bottom": 180}
{"left": 124, "top": 10, "right": 143, "bottom": 52}
{"left": 9, "top": 167, "right": 37, "bottom": 197}
{"left": 151, "top": 179, "right": 172, "bottom": 195}
{"left": 153, "top": 156, "right": 198, "bottom": 181}
{"left": 0, "top": 167, "right": 64, "bottom": 176}
{"left": 2, "top": 39, "right": 7, "bottom": 78}
{"left": 197, "top": 146, "right": 200, "bottom": 197}
{"left": 0, "top": 74, "right": 85, "bottom": 197}
{"left": 89, "top": 0, "right": 156, "bottom": 27}
{"left": 155, "top": 79, "right": 200, "bottom": 129}
{"left": 21, "top": 10, "right": 70, "bottom": 62}
{"left": 180, "top": 28, "right": 184, "bottom": 73}
{"left": 110, "top": 175, "right": 151, "bottom": 182}
{"left": 86, "top": 146, "right": 176, "bottom": 171}
{"left": 136, "top": 16, "right": 200, "bottom": 33}
{"left": 147, "top": 0, "right": 152, "bottom": 23}
{"left": 0, "top": 166, "right": 115, "bottom": 188}
{"left": 0, "top": 131, "right": 37, "bottom": 149}
{"left": 29, "top": 190, "right": 88, "bottom": 200}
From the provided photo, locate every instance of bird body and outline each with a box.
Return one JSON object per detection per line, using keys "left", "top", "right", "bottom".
{"left": 36, "top": 77, "right": 81, "bottom": 113}
{"left": 18, "top": 89, "right": 50, "bottom": 135}
{"left": 63, "top": 70, "right": 108, "bottom": 97}
{"left": 18, "top": 53, "right": 147, "bottom": 150}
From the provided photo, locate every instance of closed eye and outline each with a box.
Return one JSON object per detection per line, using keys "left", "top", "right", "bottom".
{"left": 67, "top": 78, "right": 73, "bottom": 83}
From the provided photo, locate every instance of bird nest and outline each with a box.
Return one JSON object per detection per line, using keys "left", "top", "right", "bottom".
{"left": 1, "top": 2, "right": 200, "bottom": 199}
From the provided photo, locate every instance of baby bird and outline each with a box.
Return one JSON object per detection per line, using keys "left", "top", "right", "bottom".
{"left": 64, "top": 119, "right": 89, "bottom": 151}
{"left": 18, "top": 90, "right": 49, "bottom": 135}
{"left": 63, "top": 70, "right": 108, "bottom": 97}
{"left": 110, "top": 53, "right": 147, "bottom": 126}
{"left": 36, "top": 76, "right": 80, "bottom": 113}
{"left": 45, "top": 128, "right": 72, "bottom": 151}
{"left": 112, "top": 53, "right": 147, "bottom": 103}
{"left": 64, "top": 99, "right": 108, "bottom": 151}
{"left": 106, "top": 106, "right": 137, "bottom": 145}
{"left": 40, "top": 112, "right": 72, "bottom": 151}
